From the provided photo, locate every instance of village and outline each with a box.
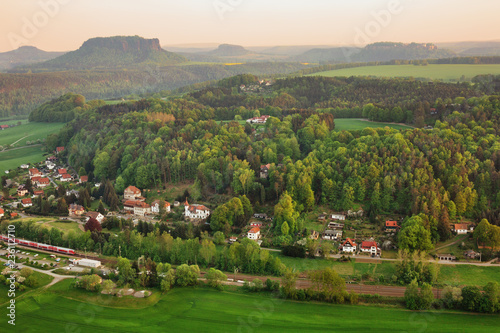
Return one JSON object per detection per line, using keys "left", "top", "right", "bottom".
{"left": 0, "top": 146, "right": 482, "bottom": 264}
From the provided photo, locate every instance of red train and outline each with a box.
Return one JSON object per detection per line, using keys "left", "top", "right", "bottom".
{"left": 0, "top": 234, "right": 76, "bottom": 255}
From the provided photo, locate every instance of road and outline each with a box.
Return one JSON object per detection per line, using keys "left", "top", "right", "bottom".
{"left": 0, "top": 144, "right": 42, "bottom": 153}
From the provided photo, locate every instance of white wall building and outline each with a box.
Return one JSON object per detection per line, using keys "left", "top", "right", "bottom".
{"left": 248, "top": 227, "right": 261, "bottom": 240}
{"left": 184, "top": 199, "right": 210, "bottom": 219}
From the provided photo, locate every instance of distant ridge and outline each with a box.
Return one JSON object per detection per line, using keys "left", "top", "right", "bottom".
{"left": 208, "top": 44, "right": 252, "bottom": 57}
{"left": 0, "top": 46, "right": 65, "bottom": 71}
{"left": 14, "top": 36, "right": 187, "bottom": 72}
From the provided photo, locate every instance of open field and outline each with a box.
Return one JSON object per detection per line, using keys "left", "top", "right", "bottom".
{"left": 2, "top": 283, "right": 499, "bottom": 332}
{"left": 0, "top": 146, "right": 46, "bottom": 174}
{"left": 310, "top": 64, "right": 500, "bottom": 81}
{"left": 0, "top": 122, "right": 64, "bottom": 148}
{"left": 334, "top": 119, "right": 413, "bottom": 131}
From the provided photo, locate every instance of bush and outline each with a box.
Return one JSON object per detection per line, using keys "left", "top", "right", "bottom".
{"left": 282, "top": 245, "right": 306, "bottom": 258}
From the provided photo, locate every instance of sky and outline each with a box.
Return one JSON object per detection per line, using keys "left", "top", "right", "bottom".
{"left": 1, "top": 0, "right": 499, "bottom": 52}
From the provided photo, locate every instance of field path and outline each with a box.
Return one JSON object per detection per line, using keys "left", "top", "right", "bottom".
{"left": 0, "top": 143, "right": 42, "bottom": 152}
{"left": 10, "top": 134, "right": 30, "bottom": 146}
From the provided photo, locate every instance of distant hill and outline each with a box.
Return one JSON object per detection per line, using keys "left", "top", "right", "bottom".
{"left": 294, "top": 42, "right": 456, "bottom": 63}
{"left": 14, "top": 36, "right": 187, "bottom": 72}
{"left": 0, "top": 46, "right": 65, "bottom": 71}
{"left": 208, "top": 44, "right": 253, "bottom": 57}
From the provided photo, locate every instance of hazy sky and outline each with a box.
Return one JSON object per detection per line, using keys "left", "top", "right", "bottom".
{"left": 1, "top": 0, "right": 499, "bottom": 52}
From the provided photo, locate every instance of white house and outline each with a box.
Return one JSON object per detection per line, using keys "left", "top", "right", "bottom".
{"left": 0, "top": 208, "right": 4, "bottom": 218}
{"left": 360, "top": 241, "right": 381, "bottom": 256}
{"left": 21, "top": 198, "right": 33, "bottom": 208}
{"left": 124, "top": 186, "right": 143, "bottom": 201}
{"left": 123, "top": 200, "right": 151, "bottom": 217}
{"left": 341, "top": 238, "right": 356, "bottom": 253}
{"left": 331, "top": 213, "right": 346, "bottom": 221}
{"left": 184, "top": 199, "right": 210, "bottom": 219}
{"left": 151, "top": 200, "right": 171, "bottom": 214}
{"left": 85, "top": 212, "right": 105, "bottom": 223}
{"left": 323, "top": 229, "right": 342, "bottom": 241}
{"left": 454, "top": 224, "right": 473, "bottom": 234}
{"left": 248, "top": 227, "right": 261, "bottom": 240}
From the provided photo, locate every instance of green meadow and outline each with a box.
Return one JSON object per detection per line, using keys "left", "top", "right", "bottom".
{"left": 334, "top": 118, "right": 412, "bottom": 131}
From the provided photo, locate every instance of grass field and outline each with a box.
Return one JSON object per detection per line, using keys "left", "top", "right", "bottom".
{"left": 0, "top": 122, "right": 64, "bottom": 148}
{"left": 46, "top": 221, "right": 84, "bottom": 234}
{"left": 310, "top": 64, "right": 500, "bottom": 82}
{"left": 334, "top": 118, "right": 413, "bottom": 131}
{"left": 0, "top": 271, "right": 53, "bottom": 305}
{"left": 0, "top": 146, "right": 46, "bottom": 174}
{"left": 2, "top": 282, "right": 499, "bottom": 332}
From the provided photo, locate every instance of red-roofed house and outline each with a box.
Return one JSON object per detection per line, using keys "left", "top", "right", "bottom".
{"left": 37, "top": 178, "right": 50, "bottom": 188}
{"left": 33, "top": 190, "right": 44, "bottom": 196}
{"left": 123, "top": 200, "right": 151, "bottom": 217}
{"left": 248, "top": 227, "right": 261, "bottom": 240}
{"left": 151, "top": 200, "right": 171, "bottom": 214}
{"left": 184, "top": 199, "right": 210, "bottom": 219}
{"left": 260, "top": 164, "right": 272, "bottom": 178}
{"left": 21, "top": 198, "right": 33, "bottom": 208}
{"left": 250, "top": 221, "right": 263, "bottom": 227}
{"left": 341, "top": 238, "right": 357, "bottom": 253}
{"left": 29, "top": 168, "right": 42, "bottom": 178}
{"left": 85, "top": 211, "right": 105, "bottom": 222}
{"left": 56, "top": 147, "right": 65, "bottom": 154}
{"left": 385, "top": 221, "right": 399, "bottom": 232}
{"left": 246, "top": 115, "right": 270, "bottom": 124}
{"left": 0, "top": 208, "right": 4, "bottom": 218}
{"left": 360, "top": 241, "right": 381, "bottom": 256}
{"left": 454, "top": 224, "right": 473, "bottom": 234}
{"left": 79, "top": 176, "right": 88, "bottom": 183}
{"left": 10, "top": 212, "right": 18, "bottom": 218}
{"left": 69, "top": 204, "right": 85, "bottom": 217}
{"left": 124, "top": 186, "right": 142, "bottom": 201}
{"left": 58, "top": 168, "right": 67, "bottom": 175}
{"left": 0, "top": 125, "right": 9, "bottom": 130}
{"left": 60, "top": 174, "right": 72, "bottom": 182}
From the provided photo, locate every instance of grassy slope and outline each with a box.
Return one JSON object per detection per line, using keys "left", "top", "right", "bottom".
{"left": 0, "top": 271, "right": 53, "bottom": 305}
{"left": 334, "top": 119, "right": 412, "bottom": 131}
{"left": 310, "top": 64, "right": 500, "bottom": 81}
{"left": 0, "top": 146, "right": 46, "bottom": 174}
{"left": 2, "top": 283, "right": 499, "bottom": 333}
{"left": 0, "top": 122, "right": 64, "bottom": 147}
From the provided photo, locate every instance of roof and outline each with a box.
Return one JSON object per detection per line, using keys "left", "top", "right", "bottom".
{"left": 454, "top": 223, "right": 469, "bottom": 230}
{"left": 86, "top": 211, "right": 103, "bottom": 218}
{"left": 61, "top": 173, "right": 72, "bottom": 179}
{"left": 0, "top": 208, "right": 4, "bottom": 214}
{"left": 29, "top": 168, "right": 39, "bottom": 174}
{"left": 260, "top": 164, "right": 272, "bottom": 170}
{"left": 361, "top": 241, "right": 379, "bottom": 249}
{"left": 342, "top": 238, "right": 356, "bottom": 247}
{"left": 69, "top": 203, "right": 84, "bottom": 210}
{"left": 58, "top": 168, "right": 67, "bottom": 174}
{"left": 248, "top": 227, "right": 260, "bottom": 234}
{"left": 10, "top": 213, "right": 18, "bottom": 217}
{"left": 124, "top": 200, "right": 149, "bottom": 208}
{"left": 22, "top": 198, "right": 32, "bottom": 204}
{"left": 124, "top": 186, "right": 141, "bottom": 194}
{"left": 386, "top": 221, "right": 398, "bottom": 227}
{"left": 152, "top": 200, "right": 170, "bottom": 207}
{"left": 189, "top": 205, "right": 209, "bottom": 212}
{"left": 56, "top": 147, "right": 64, "bottom": 152}
{"left": 80, "top": 176, "right": 88, "bottom": 182}
{"left": 33, "top": 190, "right": 44, "bottom": 195}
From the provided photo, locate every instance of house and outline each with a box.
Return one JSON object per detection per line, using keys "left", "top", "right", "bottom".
{"left": 20, "top": 164, "right": 29, "bottom": 169}
{"left": 46, "top": 162, "right": 56, "bottom": 170}
{"left": 341, "top": 238, "right": 357, "bottom": 253}
{"left": 246, "top": 115, "right": 270, "bottom": 124}
{"left": 79, "top": 176, "right": 88, "bottom": 183}
{"left": 310, "top": 230, "right": 320, "bottom": 240}
{"left": 21, "top": 198, "right": 33, "bottom": 208}
{"left": 0, "top": 125, "right": 9, "bottom": 130}
{"left": 123, "top": 201, "right": 151, "bottom": 217}
{"left": 69, "top": 204, "right": 85, "bottom": 217}
{"left": 323, "top": 229, "right": 342, "bottom": 240}
{"left": 331, "top": 213, "right": 346, "bottom": 221}
{"left": 37, "top": 178, "right": 50, "bottom": 188}
{"left": 56, "top": 147, "right": 64, "bottom": 154}
{"left": 318, "top": 214, "right": 327, "bottom": 221}
{"left": 260, "top": 164, "right": 272, "bottom": 178}
{"left": 17, "top": 186, "right": 28, "bottom": 197}
{"left": 151, "top": 200, "right": 171, "bottom": 214}
{"left": 250, "top": 221, "right": 263, "bottom": 227}
{"left": 85, "top": 211, "right": 105, "bottom": 223}
{"left": 66, "top": 189, "right": 80, "bottom": 198}
{"left": 463, "top": 250, "right": 479, "bottom": 259}
{"left": 248, "top": 227, "right": 261, "bottom": 240}
{"left": 430, "top": 108, "right": 438, "bottom": 115}
{"left": 184, "top": 199, "right": 210, "bottom": 219}
{"left": 60, "top": 174, "right": 72, "bottom": 182}
{"left": 229, "top": 237, "right": 238, "bottom": 244}
{"left": 385, "top": 221, "right": 399, "bottom": 232}
{"left": 454, "top": 223, "right": 472, "bottom": 234}
{"left": 124, "top": 186, "right": 143, "bottom": 201}
{"left": 254, "top": 213, "right": 268, "bottom": 219}
{"left": 10, "top": 212, "right": 18, "bottom": 218}
{"left": 33, "top": 190, "right": 44, "bottom": 196}
{"left": 360, "top": 241, "right": 381, "bottom": 256}
{"left": 0, "top": 208, "right": 4, "bottom": 218}
{"left": 438, "top": 254, "right": 456, "bottom": 261}
{"left": 58, "top": 168, "right": 67, "bottom": 175}
{"left": 328, "top": 222, "right": 344, "bottom": 230}
{"left": 29, "top": 168, "right": 42, "bottom": 179}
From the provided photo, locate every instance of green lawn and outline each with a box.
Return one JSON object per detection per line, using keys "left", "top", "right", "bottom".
{"left": 47, "top": 221, "right": 84, "bottom": 235}
{"left": 334, "top": 118, "right": 412, "bottom": 131}
{"left": 0, "top": 146, "right": 46, "bottom": 174}
{"left": 310, "top": 64, "right": 500, "bottom": 82}
{"left": 0, "top": 122, "right": 64, "bottom": 148}
{"left": 2, "top": 283, "right": 499, "bottom": 332}
{"left": 0, "top": 271, "right": 53, "bottom": 305}
{"left": 438, "top": 264, "right": 500, "bottom": 286}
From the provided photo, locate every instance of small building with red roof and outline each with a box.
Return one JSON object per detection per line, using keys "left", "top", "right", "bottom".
{"left": 60, "top": 174, "right": 72, "bottom": 182}
{"left": 248, "top": 227, "right": 261, "bottom": 240}
{"left": 0, "top": 208, "right": 4, "bottom": 218}
{"left": 29, "top": 168, "right": 42, "bottom": 179}
{"left": 79, "top": 175, "right": 88, "bottom": 183}
{"left": 56, "top": 147, "right": 65, "bottom": 154}
{"left": 58, "top": 168, "right": 67, "bottom": 175}
{"left": 33, "top": 190, "right": 44, "bottom": 196}
{"left": 385, "top": 221, "right": 399, "bottom": 233}
{"left": 37, "top": 177, "right": 50, "bottom": 187}
{"left": 360, "top": 241, "right": 381, "bottom": 256}
{"left": 21, "top": 198, "right": 33, "bottom": 207}
{"left": 341, "top": 238, "right": 357, "bottom": 253}
{"left": 453, "top": 223, "right": 473, "bottom": 234}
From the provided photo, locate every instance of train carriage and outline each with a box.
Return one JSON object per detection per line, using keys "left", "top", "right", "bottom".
{"left": 0, "top": 235, "right": 76, "bottom": 255}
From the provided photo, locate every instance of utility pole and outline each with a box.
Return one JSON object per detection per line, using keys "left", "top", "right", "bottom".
{"left": 119, "top": 245, "right": 121, "bottom": 257}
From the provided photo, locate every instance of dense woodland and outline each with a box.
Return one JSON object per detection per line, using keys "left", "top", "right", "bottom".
{"left": 40, "top": 76, "right": 500, "bottom": 247}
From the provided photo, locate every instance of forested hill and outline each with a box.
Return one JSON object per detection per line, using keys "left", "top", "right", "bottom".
{"left": 12, "top": 36, "right": 188, "bottom": 72}
{"left": 47, "top": 76, "right": 500, "bottom": 234}
{"left": 0, "top": 46, "right": 65, "bottom": 71}
{"left": 294, "top": 42, "right": 456, "bottom": 63}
